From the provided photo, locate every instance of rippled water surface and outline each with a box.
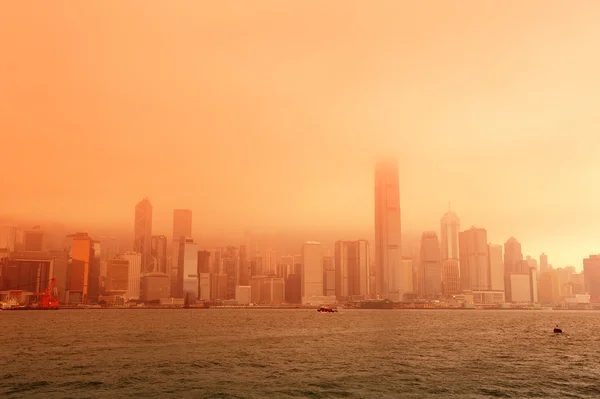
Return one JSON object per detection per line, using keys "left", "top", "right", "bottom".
{"left": 2, "top": 309, "right": 600, "bottom": 398}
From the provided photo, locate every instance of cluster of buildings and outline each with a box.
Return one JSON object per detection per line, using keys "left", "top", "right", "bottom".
{"left": 0, "top": 162, "right": 598, "bottom": 308}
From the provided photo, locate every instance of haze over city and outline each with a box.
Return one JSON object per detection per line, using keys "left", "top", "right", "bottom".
{"left": 3, "top": 1, "right": 600, "bottom": 268}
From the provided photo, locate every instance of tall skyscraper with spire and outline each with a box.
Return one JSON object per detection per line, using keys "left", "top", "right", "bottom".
{"left": 134, "top": 197, "right": 153, "bottom": 273}
{"left": 374, "top": 160, "right": 402, "bottom": 300}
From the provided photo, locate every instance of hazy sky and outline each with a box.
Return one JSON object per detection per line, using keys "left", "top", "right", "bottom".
{"left": 1, "top": 1, "right": 600, "bottom": 268}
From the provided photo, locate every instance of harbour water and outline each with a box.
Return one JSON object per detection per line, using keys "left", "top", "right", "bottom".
{"left": 2, "top": 309, "right": 600, "bottom": 398}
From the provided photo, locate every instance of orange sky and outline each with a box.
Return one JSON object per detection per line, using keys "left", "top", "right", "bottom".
{"left": 1, "top": 1, "right": 600, "bottom": 268}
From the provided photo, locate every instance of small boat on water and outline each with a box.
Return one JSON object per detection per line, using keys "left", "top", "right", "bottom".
{"left": 317, "top": 306, "right": 338, "bottom": 313}
{"left": 553, "top": 325, "right": 563, "bottom": 334}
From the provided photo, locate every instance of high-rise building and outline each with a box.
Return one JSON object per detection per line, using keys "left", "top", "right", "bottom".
{"left": 121, "top": 252, "right": 141, "bottom": 300}
{"left": 504, "top": 237, "right": 524, "bottom": 302}
{"left": 172, "top": 209, "right": 192, "bottom": 243}
{"left": 334, "top": 240, "right": 370, "bottom": 301}
{"left": 540, "top": 253, "right": 549, "bottom": 274}
{"left": 198, "top": 250, "right": 211, "bottom": 274}
{"left": 235, "top": 285, "right": 251, "bottom": 305}
{"left": 374, "top": 161, "right": 402, "bottom": 300}
{"left": 261, "top": 277, "right": 285, "bottom": 304}
{"left": 538, "top": 270, "right": 561, "bottom": 304}
{"left": 1, "top": 251, "right": 53, "bottom": 295}
{"left": 402, "top": 257, "right": 414, "bottom": 295}
{"left": 99, "top": 236, "right": 119, "bottom": 262}
{"left": 133, "top": 198, "right": 153, "bottom": 273}
{"left": 24, "top": 227, "right": 44, "bottom": 251}
{"left": 106, "top": 258, "right": 129, "bottom": 294}
{"left": 458, "top": 227, "right": 490, "bottom": 291}
{"left": 285, "top": 273, "right": 301, "bottom": 304}
{"left": 583, "top": 255, "right": 600, "bottom": 301}
{"left": 250, "top": 275, "right": 265, "bottom": 304}
{"left": 223, "top": 246, "right": 239, "bottom": 300}
{"left": 182, "top": 238, "right": 199, "bottom": 299}
{"left": 488, "top": 244, "right": 505, "bottom": 291}
{"left": 170, "top": 239, "right": 184, "bottom": 298}
{"left": 141, "top": 273, "right": 170, "bottom": 302}
{"left": 301, "top": 241, "right": 323, "bottom": 305}
{"left": 238, "top": 245, "right": 249, "bottom": 286}
{"left": 419, "top": 232, "right": 442, "bottom": 297}
{"left": 199, "top": 272, "right": 211, "bottom": 300}
{"left": 441, "top": 259, "right": 460, "bottom": 296}
{"left": 0, "top": 226, "right": 17, "bottom": 252}
{"left": 440, "top": 209, "right": 460, "bottom": 261}
{"left": 67, "top": 232, "right": 100, "bottom": 304}
{"left": 151, "top": 235, "right": 168, "bottom": 274}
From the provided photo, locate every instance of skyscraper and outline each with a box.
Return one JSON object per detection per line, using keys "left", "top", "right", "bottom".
{"left": 99, "top": 236, "right": 120, "bottom": 262}
{"left": 24, "top": 227, "right": 44, "bottom": 251}
{"left": 419, "top": 232, "right": 442, "bottom": 297}
{"left": 458, "top": 227, "right": 490, "bottom": 291}
{"left": 223, "top": 246, "right": 239, "bottom": 300}
{"left": 540, "top": 253, "right": 549, "bottom": 274}
{"left": 67, "top": 232, "right": 99, "bottom": 304}
{"left": 441, "top": 259, "right": 460, "bottom": 296}
{"left": 301, "top": 241, "right": 323, "bottom": 305}
{"left": 583, "top": 255, "right": 600, "bottom": 301}
{"left": 172, "top": 209, "right": 192, "bottom": 243}
{"left": 121, "top": 252, "right": 141, "bottom": 300}
{"left": 504, "top": 237, "right": 524, "bottom": 301}
{"left": 374, "top": 161, "right": 402, "bottom": 300}
{"left": 440, "top": 209, "right": 460, "bottom": 261}
{"left": 151, "top": 235, "right": 168, "bottom": 274}
{"left": 134, "top": 198, "right": 153, "bottom": 273}
{"left": 488, "top": 244, "right": 505, "bottom": 291}
{"left": 334, "top": 240, "right": 370, "bottom": 301}
{"left": 0, "top": 226, "right": 17, "bottom": 252}
{"left": 182, "top": 238, "right": 199, "bottom": 299}
{"left": 504, "top": 237, "right": 524, "bottom": 274}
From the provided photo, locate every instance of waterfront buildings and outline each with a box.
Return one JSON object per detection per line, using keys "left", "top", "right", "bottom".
{"left": 182, "top": 238, "right": 199, "bottom": 299}
{"left": 334, "top": 240, "right": 370, "bottom": 301}
{"left": 151, "top": 235, "right": 168, "bottom": 274}
{"left": 134, "top": 198, "right": 153, "bottom": 274}
{"left": 419, "top": 232, "right": 442, "bottom": 297}
{"left": 67, "top": 232, "right": 100, "bottom": 304}
{"left": 583, "top": 255, "right": 600, "bottom": 301}
{"left": 488, "top": 244, "right": 505, "bottom": 291}
{"left": 235, "top": 285, "right": 251, "bottom": 305}
{"left": 23, "top": 227, "right": 44, "bottom": 251}
{"left": 374, "top": 160, "right": 402, "bottom": 300}
{"left": 441, "top": 259, "right": 460, "bottom": 295}
{"left": 301, "top": 241, "right": 324, "bottom": 305}
{"left": 459, "top": 227, "right": 490, "bottom": 291}
{"left": 504, "top": 237, "right": 524, "bottom": 302}
{"left": 121, "top": 251, "right": 141, "bottom": 300}
{"left": 141, "top": 273, "right": 170, "bottom": 302}
{"left": 106, "top": 258, "right": 129, "bottom": 294}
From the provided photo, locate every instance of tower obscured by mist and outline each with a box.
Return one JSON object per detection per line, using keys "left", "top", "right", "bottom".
{"left": 374, "top": 161, "right": 402, "bottom": 301}
{"left": 172, "top": 209, "right": 192, "bottom": 243}
{"left": 134, "top": 198, "right": 153, "bottom": 274}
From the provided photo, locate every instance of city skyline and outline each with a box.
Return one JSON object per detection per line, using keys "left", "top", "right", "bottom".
{"left": 2, "top": 2, "right": 600, "bottom": 269}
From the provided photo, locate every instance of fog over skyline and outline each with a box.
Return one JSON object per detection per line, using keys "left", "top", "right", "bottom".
{"left": 2, "top": 1, "right": 600, "bottom": 268}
